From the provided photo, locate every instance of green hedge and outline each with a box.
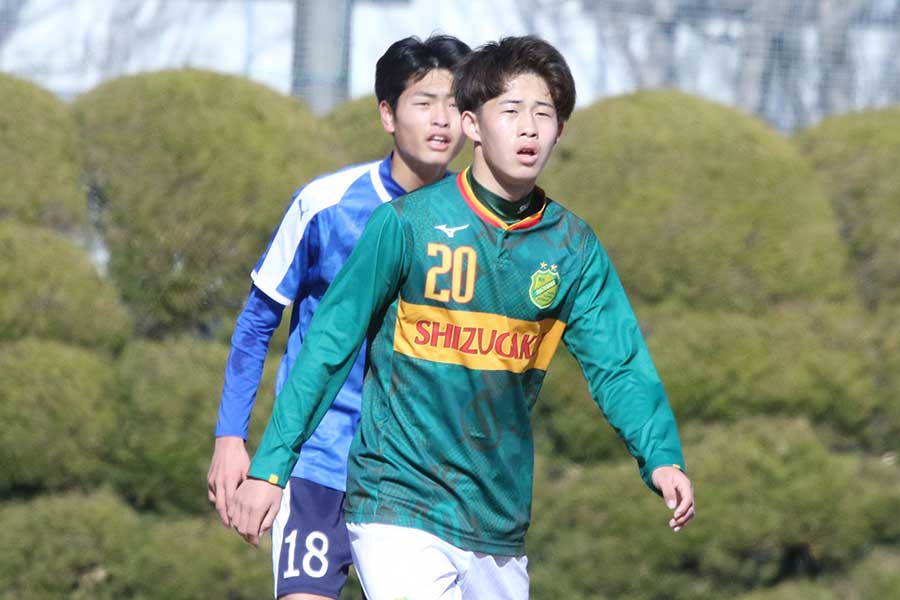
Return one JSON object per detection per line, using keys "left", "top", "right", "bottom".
{"left": 324, "top": 95, "right": 393, "bottom": 163}
{"left": 0, "top": 74, "right": 84, "bottom": 231}
{"left": 534, "top": 302, "right": 894, "bottom": 461}
{"left": 733, "top": 581, "right": 839, "bottom": 600}
{"left": 795, "top": 107, "right": 900, "bottom": 308}
{"left": 0, "top": 491, "right": 273, "bottom": 599}
{"left": 642, "top": 303, "right": 893, "bottom": 450}
{"left": 122, "top": 512, "right": 272, "bottom": 599}
{"left": 0, "top": 339, "right": 116, "bottom": 496}
{"left": 0, "top": 491, "right": 138, "bottom": 599}
{"left": 111, "top": 337, "right": 229, "bottom": 513}
{"left": 0, "top": 221, "right": 131, "bottom": 351}
{"left": 844, "top": 548, "right": 900, "bottom": 599}
{"left": 528, "top": 418, "right": 900, "bottom": 600}
{"left": 871, "top": 307, "right": 900, "bottom": 445}
{"left": 732, "top": 548, "right": 900, "bottom": 600}
{"left": 111, "top": 336, "right": 277, "bottom": 514}
{"left": 74, "top": 69, "right": 345, "bottom": 336}
{"left": 541, "top": 90, "right": 849, "bottom": 312}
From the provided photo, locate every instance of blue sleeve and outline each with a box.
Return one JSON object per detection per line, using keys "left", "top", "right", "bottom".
{"left": 214, "top": 285, "right": 285, "bottom": 439}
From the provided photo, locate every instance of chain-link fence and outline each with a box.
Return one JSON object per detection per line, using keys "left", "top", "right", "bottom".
{"left": 571, "top": 0, "right": 900, "bottom": 130}
{"left": 2, "top": 0, "right": 900, "bottom": 129}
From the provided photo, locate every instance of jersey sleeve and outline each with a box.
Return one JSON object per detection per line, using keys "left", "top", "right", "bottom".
{"left": 214, "top": 285, "right": 285, "bottom": 439}
{"left": 251, "top": 189, "right": 317, "bottom": 306}
{"left": 248, "top": 203, "right": 408, "bottom": 486}
{"left": 214, "top": 188, "right": 317, "bottom": 439}
{"left": 562, "top": 233, "right": 685, "bottom": 492}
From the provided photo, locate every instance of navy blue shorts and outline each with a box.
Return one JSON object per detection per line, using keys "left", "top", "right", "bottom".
{"left": 272, "top": 477, "right": 353, "bottom": 599}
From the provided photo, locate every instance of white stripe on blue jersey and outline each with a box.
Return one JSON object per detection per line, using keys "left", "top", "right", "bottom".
{"left": 252, "top": 160, "right": 392, "bottom": 306}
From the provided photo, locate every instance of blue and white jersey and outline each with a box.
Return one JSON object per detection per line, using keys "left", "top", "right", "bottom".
{"left": 217, "top": 156, "right": 405, "bottom": 491}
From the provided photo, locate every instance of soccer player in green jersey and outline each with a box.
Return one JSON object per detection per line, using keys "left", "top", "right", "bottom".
{"left": 231, "top": 35, "right": 695, "bottom": 599}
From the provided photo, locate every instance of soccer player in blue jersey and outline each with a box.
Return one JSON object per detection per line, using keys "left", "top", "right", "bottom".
{"left": 207, "top": 35, "right": 471, "bottom": 600}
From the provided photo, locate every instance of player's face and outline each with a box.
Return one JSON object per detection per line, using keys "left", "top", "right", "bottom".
{"left": 462, "top": 73, "right": 562, "bottom": 199}
{"left": 381, "top": 69, "right": 464, "bottom": 175}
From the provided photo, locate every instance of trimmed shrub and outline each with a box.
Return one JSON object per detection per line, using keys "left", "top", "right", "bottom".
{"left": 0, "top": 491, "right": 274, "bottom": 599}
{"left": 535, "top": 301, "right": 892, "bottom": 461}
{"left": 528, "top": 418, "right": 897, "bottom": 600}
{"left": 111, "top": 336, "right": 277, "bottom": 514}
{"left": 642, "top": 302, "right": 891, "bottom": 449}
{"left": 74, "top": 69, "right": 345, "bottom": 336}
{"left": 0, "top": 73, "right": 84, "bottom": 231}
{"left": 111, "top": 337, "right": 228, "bottom": 513}
{"left": 122, "top": 513, "right": 272, "bottom": 599}
{"left": 325, "top": 95, "right": 393, "bottom": 163}
{"left": 324, "top": 94, "right": 473, "bottom": 174}
{"left": 0, "top": 221, "right": 131, "bottom": 351}
{"left": 0, "top": 491, "right": 138, "bottom": 599}
{"left": 733, "top": 581, "right": 839, "bottom": 600}
{"left": 795, "top": 107, "right": 900, "bottom": 308}
{"left": 0, "top": 339, "right": 116, "bottom": 496}
{"left": 871, "top": 307, "right": 900, "bottom": 448}
{"left": 541, "top": 90, "right": 849, "bottom": 312}
{"left": 843, "top": 548, "right": 900, "bottom": 599}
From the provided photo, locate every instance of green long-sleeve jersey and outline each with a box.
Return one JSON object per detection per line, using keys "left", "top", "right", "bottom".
{"left": 249, "top": 169, "right": 685, "bottom": 555}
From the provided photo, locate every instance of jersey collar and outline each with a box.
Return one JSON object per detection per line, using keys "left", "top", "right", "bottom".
{"left": 376, "top": 154, "right": 406, "bottom": 201}
{"left": 456, "top": 167, "right": 548, "bottom": 231}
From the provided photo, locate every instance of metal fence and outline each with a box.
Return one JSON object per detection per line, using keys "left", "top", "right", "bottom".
{"left": 2, "top": 0, "right": 900, "bottom": 130}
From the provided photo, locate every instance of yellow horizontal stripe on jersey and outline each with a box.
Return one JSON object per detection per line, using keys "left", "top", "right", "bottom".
{"left": 393, "top": 298, "right": 566, "bottom": 372}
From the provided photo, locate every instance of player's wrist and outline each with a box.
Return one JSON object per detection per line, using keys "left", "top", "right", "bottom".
{"left": 215, "top": 435, "right": 246, "bottom": 447}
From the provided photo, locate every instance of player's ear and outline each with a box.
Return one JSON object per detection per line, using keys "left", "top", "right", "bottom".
{"left": 461, "top": 110, "right": 481, "bottom": 143}
{"left": 379, "top": 100, "right": 396, "bottom": 134}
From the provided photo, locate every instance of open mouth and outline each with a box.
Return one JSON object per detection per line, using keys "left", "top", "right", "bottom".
{"left": 427, "top": 134, "right": 451, "bottom": 150}
{"left": 517, "top": 146, "right": 539, "bottom": 164}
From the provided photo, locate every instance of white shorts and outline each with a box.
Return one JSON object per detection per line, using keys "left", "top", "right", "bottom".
{"left": 347, "top": 522, "right": 529, "bottom": 600}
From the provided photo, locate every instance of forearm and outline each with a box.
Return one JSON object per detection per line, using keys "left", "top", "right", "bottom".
{"left": 599, "top": 365, "right": 685, "bottom": 487}
{"left": 215, "top": 286, "right": 284, "bottom": 438}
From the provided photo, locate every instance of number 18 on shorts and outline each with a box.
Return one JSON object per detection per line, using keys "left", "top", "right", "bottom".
{"left": 272, "top": 477, "right": 354, "bottom": 598}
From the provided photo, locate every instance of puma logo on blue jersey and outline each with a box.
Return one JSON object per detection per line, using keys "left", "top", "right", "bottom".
{"left": 434, "top": 224, "right": 470, "bottom": 238}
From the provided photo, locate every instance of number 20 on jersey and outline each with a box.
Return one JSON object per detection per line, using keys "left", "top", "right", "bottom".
{"left": 424, "top": 243, "right": 477, "bottom": 304}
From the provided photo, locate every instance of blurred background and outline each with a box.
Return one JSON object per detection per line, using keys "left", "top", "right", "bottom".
{"left": 1, "top": 1, "right": 899, "bottom": 599}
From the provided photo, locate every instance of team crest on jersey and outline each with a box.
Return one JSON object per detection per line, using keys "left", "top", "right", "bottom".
{"left": 529, "top": 262, "right": 560, "bottom": 309}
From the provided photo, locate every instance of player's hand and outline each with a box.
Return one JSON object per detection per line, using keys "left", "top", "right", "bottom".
{"left": 207, "top": 436, "right": 250, "bottom": 527}
{"left": 228, "top": 478, "right": 283, "bottom": 547}
{"left": 651, "top": 466, "right": 695, "bottom": 532}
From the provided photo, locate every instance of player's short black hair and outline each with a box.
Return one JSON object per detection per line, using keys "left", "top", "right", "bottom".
{"left": 454, "top": 35, "right": 576, "bottom": 123}
{"left": 375, "top": 35, "right": 472, "bottom": 110}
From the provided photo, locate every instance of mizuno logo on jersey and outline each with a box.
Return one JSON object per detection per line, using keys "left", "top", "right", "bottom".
{"left": 393, "top": 299, "right": 566, "bottom": 372}
{"left": 434, "top": 224, "right": 470, "bottom": 238}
